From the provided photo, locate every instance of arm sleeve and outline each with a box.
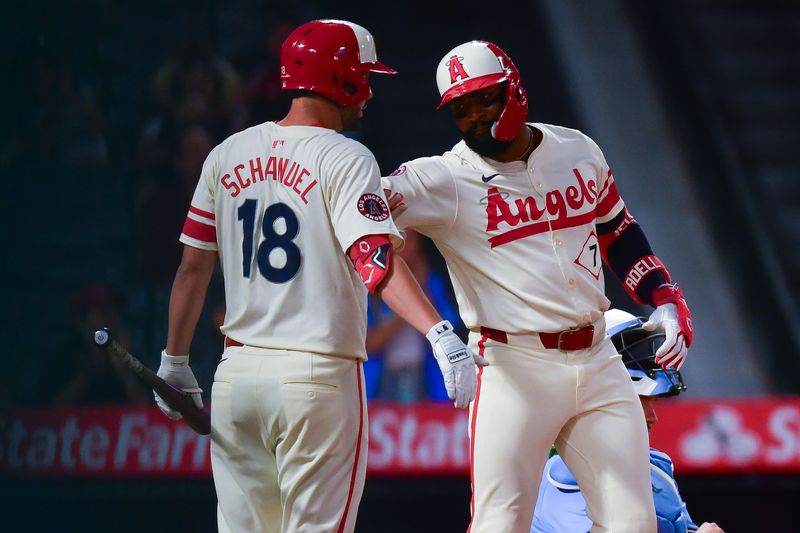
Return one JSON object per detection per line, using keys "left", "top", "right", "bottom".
{"left": 326, "top": 149, "right": 402, "bottom": 253}
{"left": 597, "top": 208, "right": 670, "bottom": 306}
{"left": 380, "top": 158, "right": 458, "bottom": 234}
{"left": 348, "top": 234, "right": 394, "bottom": 294}
{"left": 180, "top": 146, "right": 219, "bottom": 251}
{"left": 591, "top": 142, "right": 669, "bottom": 306}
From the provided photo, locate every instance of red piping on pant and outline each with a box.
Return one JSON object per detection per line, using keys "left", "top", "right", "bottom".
{"left": 467, "top": 334, "right": 488, "bottom": 533}
{"left": 337, "top": 362, "right": 364, "bottom": 533}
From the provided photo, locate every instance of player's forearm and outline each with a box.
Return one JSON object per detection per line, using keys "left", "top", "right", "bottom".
{"left": 597, "top": 208, "right": 670, "bottom": 306}
{"left": 379, "top": 256, "right": 441, "bottom": 335}
{"left": 166, "top": 246, "right": 217, "bottom": 355}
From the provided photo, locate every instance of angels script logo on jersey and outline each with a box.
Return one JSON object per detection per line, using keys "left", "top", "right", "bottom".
{"left": 486, "top": 169, "right": 597, "bottom": 248}
{"left": 358, "top": 193, "right": 390, "bottom": 221}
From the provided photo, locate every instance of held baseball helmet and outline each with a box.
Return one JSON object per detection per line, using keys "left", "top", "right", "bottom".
{"left": 280, "top": 19, "right": 397, "bottom": 107}
{"left": 605, "top": 309, "right": 686, "bottom": 398}
{"left": 435, "top": 41, "right": 528, "bottom": 142}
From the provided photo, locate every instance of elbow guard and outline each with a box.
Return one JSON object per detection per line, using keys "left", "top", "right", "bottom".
{"left": 348, "top": 234, "right": 393, "bottom": 294}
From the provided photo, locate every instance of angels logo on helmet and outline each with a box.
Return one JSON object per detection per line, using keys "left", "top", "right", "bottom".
{"left": 448, "top": 55, "right": 469, "bottom": 83}
{"left": 435, "top": 41, "right": 528, "bottom": 142}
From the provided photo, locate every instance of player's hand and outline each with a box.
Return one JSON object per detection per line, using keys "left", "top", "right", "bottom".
{"left": 155, "top": 350, "right": 203, "bottom": 420}
{"left": 426, "top": 320, "right": 489, "bottom": 408}
{"left": 643, "top": 284, "right": 692, "bottom": 370}
{"left": 383, "top": 187, "right": 406, "bottom": 214}
{"left": 695, "top": 522, "right": 725, "bottom": 533}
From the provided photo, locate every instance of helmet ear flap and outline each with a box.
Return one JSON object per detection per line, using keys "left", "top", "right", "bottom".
{"left": 490, "top": 75, "right": 528, "bottom": 141}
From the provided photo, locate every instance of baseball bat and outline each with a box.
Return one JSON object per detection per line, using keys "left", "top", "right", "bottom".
{"left": 92, "top": 328, "right": 211, "bottom": 435}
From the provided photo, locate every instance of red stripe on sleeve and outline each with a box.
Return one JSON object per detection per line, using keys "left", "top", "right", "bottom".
{"left": 189, "top": 205, "right": 215, "bottom": 220}
{"left": 596, "top": 181, "right": 621, "bottom": 218}
{"left": 182, "top": 217, "right": 216, "bottom": 243}
{"left": 598, "top": 173, "right": 613, "bottom": 197}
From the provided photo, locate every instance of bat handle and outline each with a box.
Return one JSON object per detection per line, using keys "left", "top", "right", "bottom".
{"left": 91, "top": 327, "right": 211, "bottom": 436}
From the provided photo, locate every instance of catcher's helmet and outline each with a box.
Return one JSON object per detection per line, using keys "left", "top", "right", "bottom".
{"left": 435, "top": 41, "right": 528, "bottom": 142}
{"left": 605, "top": 309, "right": 686, "bottom": 398}
{"left": 280, "top": 19, "right": 397, "bottom": 107}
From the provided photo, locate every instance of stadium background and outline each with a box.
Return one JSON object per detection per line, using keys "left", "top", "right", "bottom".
{"left": 2, "top": 0, "right": 799, "bottom": 531}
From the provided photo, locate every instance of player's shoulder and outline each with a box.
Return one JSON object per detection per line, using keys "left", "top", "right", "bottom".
{"left": 393, "top": 154, "right": 451, "bottom": 173}
{"left": 386, "top": 155, "right": 455, "bottom": 187}
{"left": 206, "top": 122, "right": 269, "bottom": 165}
{"left": 217, "top": 122, "right": 267, "bottom": 149}
{"left": 650, "top": 448, "right": 676, "bottom": 475}
{"left": 217, "top": 121, "right": 361, "bottom": 152}
{"left": 535, "top": 122, "right": 603, "bottom": 153}
{"left": 445, "top": 139, "right": 480, "bottom": 165}
{"left": 312, "top": 130, "right": 375, "bottom": 159}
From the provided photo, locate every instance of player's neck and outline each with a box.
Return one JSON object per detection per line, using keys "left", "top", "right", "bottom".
{"left": 490, "top": 125, "right": 542, "bottom": 163}
{"left": 278, "top": 97, "right": 344, "bottom": 132}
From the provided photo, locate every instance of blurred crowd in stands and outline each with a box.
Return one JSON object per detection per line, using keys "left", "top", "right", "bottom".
{"left": 3, "top": 16, "right": 461, "bottom": 410}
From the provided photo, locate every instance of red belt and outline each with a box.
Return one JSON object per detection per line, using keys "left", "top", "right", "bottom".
{"left": 480, "top": 324, "right": 596, "bottom": 351}
{"left": 224, "top": 337, "right": 244, "bottom": 348}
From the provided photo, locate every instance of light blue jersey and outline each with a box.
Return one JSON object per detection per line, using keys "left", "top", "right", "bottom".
{"left": 531, "top": 450, "right": 698, "bottom": 533}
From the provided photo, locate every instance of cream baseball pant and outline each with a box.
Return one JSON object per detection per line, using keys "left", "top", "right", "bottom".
{"left": 210, "top": 346, "right": 367, "bottom": 533}
{"left": 467, "top": 331, "right": 655, "bottom": 533}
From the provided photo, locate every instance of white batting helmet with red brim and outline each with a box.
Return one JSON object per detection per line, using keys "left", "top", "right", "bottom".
{"left": 435, "top": 41, "right": 528, "bottom": 141}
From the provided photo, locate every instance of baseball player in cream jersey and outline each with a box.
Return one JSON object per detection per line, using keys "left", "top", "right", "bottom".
{"left": 382, "top": 41, "right": 693, "bottom": 533}
{"left": 155, "top": 22, "right": 484, "bottom": 533}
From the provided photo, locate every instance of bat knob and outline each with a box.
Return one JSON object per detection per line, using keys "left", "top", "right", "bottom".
{"left": 93, "top": 328, "right": 111, "bottom": 347}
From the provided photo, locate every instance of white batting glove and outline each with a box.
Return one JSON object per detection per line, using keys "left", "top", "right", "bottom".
{"left": 643, "top": 303, "right": 689, "bottom": 370}
{"left": 155, "top": 350, "right": 203, "bottom": 420}
{"left": 426, "top": 320, "right": 489, "bottom": 409}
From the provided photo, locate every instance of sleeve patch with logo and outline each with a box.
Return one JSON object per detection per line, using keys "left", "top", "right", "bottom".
{"left": 357, "top": 193, "right": 390, "bottom": 221}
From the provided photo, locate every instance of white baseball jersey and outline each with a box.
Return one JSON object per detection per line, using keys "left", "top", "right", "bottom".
{"left": 181, "top": 122, "right": 401, "bottom": 359}
{"left": 382, "top": 122, "right": 624, "bottom": 333}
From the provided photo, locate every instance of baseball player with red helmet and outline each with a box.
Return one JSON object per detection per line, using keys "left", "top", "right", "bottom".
{"left": 155, "top": 21, "right": 484, "bottom": 533}
{"left": 382, "top": 41, "right": 693, "bottom": 532}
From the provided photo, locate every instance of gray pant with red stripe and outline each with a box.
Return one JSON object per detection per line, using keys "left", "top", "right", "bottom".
{"left": 211, "top": 346, "right": 367, "bottom": 533}
{"left": 467, "top": 331, "right": 655, "bottom": 533}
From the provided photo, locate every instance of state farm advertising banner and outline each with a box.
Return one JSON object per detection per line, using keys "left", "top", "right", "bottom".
{"left": 365, "top": 403, "right": 470, "bottom": 476}
{"left": 649, "top": 398, "right": 800, "bottom": 474}
{"left": 0, "top": 406, "right": 211, "bottom": 478}
{"left": 2, "top": 399, "right": 799, "bottom": 477}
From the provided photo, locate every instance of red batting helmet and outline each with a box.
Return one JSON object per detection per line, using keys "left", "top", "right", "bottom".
{"left": 436, "top": 41, "right": 528, "bottom": 142}
{"left": 280, "top": 19, "right": 397, "bottom": 107}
